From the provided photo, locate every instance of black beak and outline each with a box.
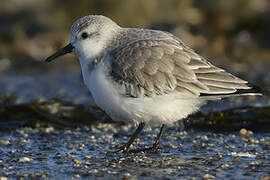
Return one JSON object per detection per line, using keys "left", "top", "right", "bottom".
{"left": 45, "top": 43, "right": 74, "bottom": 62}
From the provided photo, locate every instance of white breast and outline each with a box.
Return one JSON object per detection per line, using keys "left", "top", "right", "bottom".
{"left": 79, "top": 58, "right": 204, "bottom": 126}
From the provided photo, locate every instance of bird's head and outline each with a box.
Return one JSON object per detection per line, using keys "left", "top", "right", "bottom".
{"left": 45, "top": 15, "right": 120, "bottom": 62}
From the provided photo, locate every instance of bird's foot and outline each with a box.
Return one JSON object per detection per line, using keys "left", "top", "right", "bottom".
{"left": 106, "top": 144, "right": 130, "bottom": 154}
{"left": 107, "top": 143, "right": 162, "bottom": 154}
{"left": 127, "top": 144, "right": 162, "bottom": 154}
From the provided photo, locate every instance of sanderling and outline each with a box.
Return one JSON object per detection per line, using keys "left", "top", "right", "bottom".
{"left": 45, "top": 15, "right": 262, "bottom": 153}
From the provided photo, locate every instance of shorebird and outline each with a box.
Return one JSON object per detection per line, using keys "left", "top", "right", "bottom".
{"left": 45, "top": 15, "right": 262, "bottom": 153}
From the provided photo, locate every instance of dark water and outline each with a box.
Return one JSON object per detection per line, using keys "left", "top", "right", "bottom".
{"left": 0, "top": 123, "right": 269, "bottom": 179}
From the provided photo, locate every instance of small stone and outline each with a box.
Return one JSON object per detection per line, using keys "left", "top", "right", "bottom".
{"left": 74, "top": 174, "right": 80, "bottom": 178}
{"left": 84, "top": 155, "right": 91, "bottom": 159}
{"left": 221, "top": 163, "right": 229, "bottom": 168}
{"left": 76, "top": 143, "right": 85, "bottom": 150}
{"left": 169, "top": 143, "right": 178, "bottom": 149}
{"left": 18, "top": 157, "right": 32, "bottom": 163}
{"left": 247, "top": 130, "right": 253, "bottom": 136}
{"left": 201, "top": 143, "right": 206, "bottom": 148}
{"left": 201, "top": 135, "right": 208, "bottom": 141}
{"left": 249, "top": 138, "right": 256, "bottom": 144}
{"left": 123, "top": 173, "right": 131, "bottom": 180}
{"left": 240, "top": 128, "right": 248, "bottom": 136}
{"left": 45, "top": 126, "right": 54, "bottom": 133}
{"left": 203, "top": 174, "right": 215, "bottom": 179}
{"left": 73, "top": 159, "right": 82, "bottom": 165}
{"left": 0, "top": 140, "right": 10, "bottom": 145}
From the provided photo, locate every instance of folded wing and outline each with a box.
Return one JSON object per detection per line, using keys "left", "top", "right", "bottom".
{"left": 110, "top": 37, "right": 259, "bottom": 98}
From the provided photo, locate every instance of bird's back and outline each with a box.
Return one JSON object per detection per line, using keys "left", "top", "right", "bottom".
{"left": 108, "top": 27, "right": 260, "bottom": 99}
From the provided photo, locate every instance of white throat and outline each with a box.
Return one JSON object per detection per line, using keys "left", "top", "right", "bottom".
{"left": 74, "top": 39, "right": 105, "bottom": 61}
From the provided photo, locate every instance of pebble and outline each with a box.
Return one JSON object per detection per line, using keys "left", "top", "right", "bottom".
{"left": 249, "top": 138, "right": 258, "bottom": 144}
{"left": 169, "top": 143, "right": 178, "bottom": 149}
{"left": 123, "top": 173, "right": 131, "bottom": 180}
{"left": 84, "top": 155, "right": 91, "bottom": 159}
{"left": 240, "top": 128, "right": 248, "bottom": 136}
{"left": 73, "top": 159, "right": 82, "bottom": 165}
{"left": 231, "top": 152, "right": 256, "bottom": 158}
{"left": 45, "top": 127, "right": 54, "bottom": 133}
{"left": 18, "top": 157, "right": 32, "bottom": 163}
{"left": 203, "top": 174, "right": 215, "bottom": 179}
{"left": 0, "top": 140, "right": 10, "bottom": 145}
{"left": 247, "top": 130, "right": 254, "bottom": 136}
{"left": 221, "top": 163, "right": 229, "bottom": 169}
{"left": 76, "top": 143, "right": 85, "bottom": 150}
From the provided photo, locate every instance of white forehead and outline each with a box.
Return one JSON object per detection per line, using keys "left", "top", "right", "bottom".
{"left": 70, "top": 15, "right": 119, "bottom": 41}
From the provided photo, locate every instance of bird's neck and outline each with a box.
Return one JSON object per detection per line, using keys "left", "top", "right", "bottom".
{"left": 78, "top": 53, "right": 107, "bottom": 75}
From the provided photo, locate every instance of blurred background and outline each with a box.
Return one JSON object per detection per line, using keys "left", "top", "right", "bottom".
{"left": 0, "top": 0, "right": 270, "bottom": 104}
{"left": 1, "top": 2, "right": 270, "bottom": 179}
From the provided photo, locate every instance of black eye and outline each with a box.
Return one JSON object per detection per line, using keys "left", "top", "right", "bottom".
{"left": 81, "top": 32, "right": 88, "bottom": 39}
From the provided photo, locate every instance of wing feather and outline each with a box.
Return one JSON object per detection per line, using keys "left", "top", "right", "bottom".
{"left": 110, "top": 37, "right": 252, "bottom": 98}
{"left": 196, "top": 72, "right": 247, "bottom": 83}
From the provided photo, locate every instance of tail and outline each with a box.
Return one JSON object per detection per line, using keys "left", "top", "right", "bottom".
{"left": 200, "top": 84, "right": 267, "bottom": 99}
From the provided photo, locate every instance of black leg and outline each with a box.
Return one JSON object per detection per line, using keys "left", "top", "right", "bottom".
{"left": 113, "top": 122, "right": 145, "bottom": 153}
{"left": 127, "top": 124, "right": 166, "bottom": 153}
{"left": 152, "top": 124, "right": 166, "bottom": 149}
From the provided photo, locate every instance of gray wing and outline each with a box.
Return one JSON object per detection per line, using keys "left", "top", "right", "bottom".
{"left": 110, "top": 38, "right": 251, "bottom": 98}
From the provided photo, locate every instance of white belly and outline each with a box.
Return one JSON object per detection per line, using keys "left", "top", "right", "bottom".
{"left": 80, "top": 60, "right": 204, "bottom": 126}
